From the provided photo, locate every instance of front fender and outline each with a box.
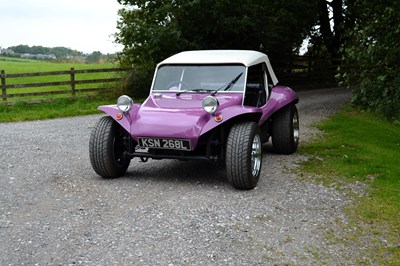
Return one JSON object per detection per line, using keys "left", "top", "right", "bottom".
{"left": 200, "top": 106, "right": 260, "bottom": 136}
{"left": 259, "top": 86, "right": 299, "bottom": 124}
{"left": 98, "top": 104, "right": 141, "bottom": 133}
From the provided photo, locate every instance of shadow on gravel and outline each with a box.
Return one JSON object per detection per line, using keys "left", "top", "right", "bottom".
{"left": 101, "top": 143, "right": 281, "bottom": 189}
{"left": 120, "top": 159, "right": 228, "bottom": 188}
{"left": 262, "top": 142, "right": 275, "bottom": 153}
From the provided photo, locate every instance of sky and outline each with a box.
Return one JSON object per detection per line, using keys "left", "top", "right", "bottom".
{"left": 0, "top": 0, "right": 123, "bottom": 54}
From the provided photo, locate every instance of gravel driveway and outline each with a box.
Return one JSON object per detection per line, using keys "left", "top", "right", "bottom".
{"left": 1, "top": 88, "right": 353, "bottom": 265}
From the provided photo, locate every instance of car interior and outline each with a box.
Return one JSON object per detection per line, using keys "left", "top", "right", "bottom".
{"left": 244, "top": 63, "right": 268, "bottom": 107}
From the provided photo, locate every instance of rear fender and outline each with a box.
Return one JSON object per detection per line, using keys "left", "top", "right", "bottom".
{"left": 200, "top": 106, "right": 261, "bottom": 136}
{"left": 98, "top": 104, "right": 141, "bottom": 133}
{"left": 259, "top": 86, "right": 299, "bottom": 125}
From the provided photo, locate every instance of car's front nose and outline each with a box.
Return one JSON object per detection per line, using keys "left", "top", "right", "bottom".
{"left": 130, "top": 92, "right": 243, "bottom": 150}
{"left": 131, "top": 108, "right": 209, "bottom": 150}
{"left": 130, "top": 93, "right": 211, "bottom": 149}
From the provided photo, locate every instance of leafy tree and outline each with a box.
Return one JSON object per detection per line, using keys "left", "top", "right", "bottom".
{"left": 30, "top": 45, "right": 51, "bottom": 55}
{"left": 86, "top": 51, "right": 103, "bottom": 63}
{"left": 51, "top": 47, "right": 83, "bottom": 58}
{"left": 9, "top": 45, "right": 31, "bottom": 54}
{"left": 115, "top": 0, "right": 319, "bottom": 97}
{"left": 295, "top": 0, "right": 399, "bottom": 121}
{"left": 341, "top": 0, "right": 400, "bottom": 120}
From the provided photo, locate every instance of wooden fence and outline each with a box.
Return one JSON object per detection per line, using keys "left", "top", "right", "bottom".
{"left": 275, "top": 55, "right": 341, "bottom": 90}
{"left": 0, "top": 68, "right": 128, "bottom": 103}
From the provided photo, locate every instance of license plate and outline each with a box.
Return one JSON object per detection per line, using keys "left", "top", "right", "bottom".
{"left": 138, "top": 137, "right": 191, "bottom": 151}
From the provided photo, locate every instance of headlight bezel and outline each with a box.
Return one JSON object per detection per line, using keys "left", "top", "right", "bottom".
{"left": 117, "top": 95, "right": 134, "bottom": 113}
{"left": 202, "top": 96, "right": 219, "bottom": 114}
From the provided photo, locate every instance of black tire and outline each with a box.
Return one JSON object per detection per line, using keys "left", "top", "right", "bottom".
{"left": 272, "top": 104, "right": 299, "bottom": 154}
{"left": 89, "top": 116, "right": 131, "bottom": 178}
{"left": 226, "top": 122, "right": 262, "bottom": 190}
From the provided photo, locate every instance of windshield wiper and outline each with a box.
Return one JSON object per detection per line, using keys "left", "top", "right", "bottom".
{"left": 176, "top": 88, "right": 210, "bottom": 96}
{"left": 211, "top": 72, "right": 243, "bottom": 96}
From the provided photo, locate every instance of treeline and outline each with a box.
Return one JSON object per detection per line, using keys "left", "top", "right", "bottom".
{"left": 7, "top": 45, "right": 83, "bottom": 58}
{"left": 1, "top": 45, "right": 117, "bottom": 63}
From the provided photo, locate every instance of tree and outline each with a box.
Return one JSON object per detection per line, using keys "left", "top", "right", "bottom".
{"left": 86, "top": 51, "right": 103, "bottom": 64}
{"left": 340, "top": 0, "right": 400, "bottom": 120}
{"left": 316, "top": 0, "right": 344, "bottom": 58}
{"left": 9, "top": 45, "right": 31, "bottom": 54}
{"left": 115, "top": 0, "right": 319, "bottom": 97}
{"left": 116, "top": 0, "right": 320, "bottom": 64}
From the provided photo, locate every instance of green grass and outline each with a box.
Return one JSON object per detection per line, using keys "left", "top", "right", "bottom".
{"left": 0, "top": 56, "right": 116, "bottom": 73}
{"left": 300, "top": 109, "right": 400, "bottom": 264}
{"left": 0, "top": 97, "right": 113, "bottom": 122}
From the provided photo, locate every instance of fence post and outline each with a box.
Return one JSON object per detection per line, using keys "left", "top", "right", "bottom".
{"left": 1, "top": 70, "right": 6, "bottom": 101}
{"left": 70, "top": 68, "right": 75, "bottom": 97}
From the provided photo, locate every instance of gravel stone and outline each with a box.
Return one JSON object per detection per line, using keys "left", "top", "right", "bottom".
{"left": 0, "top": 88, "right": 356, "bottom": 265}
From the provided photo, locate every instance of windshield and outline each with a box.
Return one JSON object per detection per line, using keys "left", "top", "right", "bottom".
{"left": 152, "top": 64, "right": 246, "bottom": 93}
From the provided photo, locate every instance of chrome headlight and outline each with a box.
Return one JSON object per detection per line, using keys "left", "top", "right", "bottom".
{"left": 202, "top": 96, "right": 219, "bottom": 114}
{"left": 117, "top": 95, "right": 134, "bottom": 112}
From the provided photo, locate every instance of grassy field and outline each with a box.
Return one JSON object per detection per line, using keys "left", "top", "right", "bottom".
{"left": 0, "top": 56, "right": 117, "bottom": 73}
{"left": 0, "top": 56, "right": 128, "bottom": 121}
{"left": 0, "top": 56, "right": 124, "bottom": 101}
{"left": 300, "top": 108, "right": 400, "bottom": 264}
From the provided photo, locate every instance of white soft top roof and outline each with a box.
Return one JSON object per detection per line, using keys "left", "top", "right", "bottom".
{"left": 158, "top": 50, "right": 278, "bottom": 85}
{"left": 159, "top": 50, "right": 268, "bottom": 66}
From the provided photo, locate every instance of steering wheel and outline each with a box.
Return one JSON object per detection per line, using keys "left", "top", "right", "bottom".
{"left": 167, "top": 81, "right": 191, "bottom": 90}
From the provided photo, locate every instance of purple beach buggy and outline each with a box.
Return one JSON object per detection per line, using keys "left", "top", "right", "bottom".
{"left": 89, "top": 50, "right": 299, "bottom": 189}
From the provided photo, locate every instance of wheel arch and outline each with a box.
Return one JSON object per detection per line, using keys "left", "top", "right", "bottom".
{"left": 200, "top": 107, "right": 262, "bottom": 137}
{"left": 259, "top": 86, "right": 299, "bottom": 125}
{"left": 98, "top": 104, "right": 141, "bottom": 134}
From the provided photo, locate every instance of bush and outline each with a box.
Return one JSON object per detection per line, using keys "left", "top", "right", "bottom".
{"left": 122, "top": 65, "right": 154, "bottom": 99}
{"left": 377, "top": 76, "right": 400, "bottom": 121}
{"left": 341, "top": 0, "right": 400, "bottom": 121}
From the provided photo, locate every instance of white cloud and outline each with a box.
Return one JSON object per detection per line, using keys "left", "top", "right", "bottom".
{"left": 0, "top": 0, "right": 123, "bottom": 53}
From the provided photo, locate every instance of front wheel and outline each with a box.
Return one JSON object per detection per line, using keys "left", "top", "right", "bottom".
{"left": 89, "top": 116, "right": 131, "bottom": 178}
{"left": 226, "top": 122, "right": 262, "bottom": 190}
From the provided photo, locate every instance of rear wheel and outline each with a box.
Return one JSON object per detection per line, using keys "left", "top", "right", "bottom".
{"left": 272, "top": 104, "right": 299, "bottom": 154}
{"left": 89, "top": 116, "right": 131, "bottom": 178}
{"left": 226, "top": 122, "right": 262, "bottom": 189}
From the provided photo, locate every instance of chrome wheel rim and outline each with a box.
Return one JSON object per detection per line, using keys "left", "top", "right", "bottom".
{"left": 251, "top": 134, "right": 262, "bottom": 177}
{"left": 293, "top": 110, "right": 299, "bottom": 144}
